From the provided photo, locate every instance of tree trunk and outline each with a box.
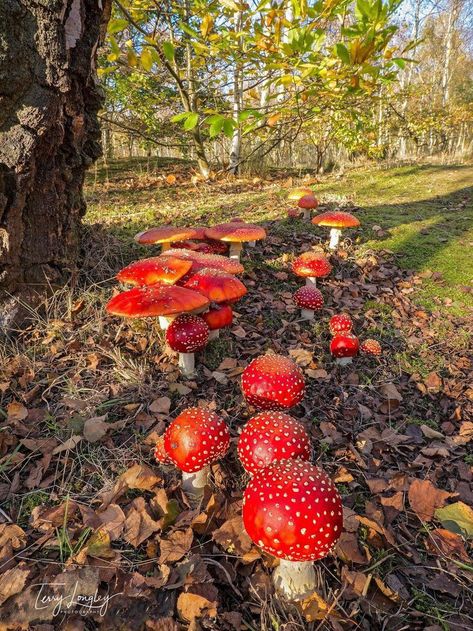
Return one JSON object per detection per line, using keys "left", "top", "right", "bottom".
{"left": 0, "top": 0, "right": 111, "bottom": 329}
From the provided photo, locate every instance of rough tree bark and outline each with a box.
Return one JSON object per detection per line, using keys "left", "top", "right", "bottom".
{"left": 0, "top": 0, "right": 111, "bottom": 329}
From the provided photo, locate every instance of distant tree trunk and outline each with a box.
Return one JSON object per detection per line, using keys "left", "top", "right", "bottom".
{"left": 0, "top": 0, "right": 111, "bottom": 328}
{"left": 441, "top": 0, "right": 462, "bottom": 106}
{"left": 229, "top": 10, "right": 244, "bottom": 175}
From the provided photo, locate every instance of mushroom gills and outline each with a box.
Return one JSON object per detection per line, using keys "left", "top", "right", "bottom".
{"left": 273, "top": 560, "right": 317, "bottom": 601}
{"left": 329, "top": 228, "right": 342, "bottom": 249}
{"left": 229, "top": 242, "right": 243, "bottom": 260}
{"left": 182, "top": 466, "right": 209, "bottom": 500}
{"left": 178, "top": 352, "right": 195, "bottom": 377}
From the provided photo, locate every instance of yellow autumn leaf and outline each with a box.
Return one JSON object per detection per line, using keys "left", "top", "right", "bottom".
{"left": 200, "top": 14, "right": 214, "bottom": 39}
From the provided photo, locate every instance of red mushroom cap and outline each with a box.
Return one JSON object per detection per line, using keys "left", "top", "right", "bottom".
{"left": 184, "top": 268, "right": 247, "bottom": 304}
{"left": 162, "top": 249, "right": 244, "bottom": 275}
{"left": 116, "top": 256, "right": 192, "bottom": 286}
{"left": 237, "top": 412, "right": 311, "bottom": 475}
{"left": 293, "top": 286, "right": 324, "bottom": 311}
{"left": 241, "top": 354, "right": 305, "bottom": 410}
{"left": 205, "top": 222, "right": 266, "bottom": 243}
{"left": 360, "top": 339, "right": 382, "bottom": 356}
{"left": 166, "top": 314, "right": 209, "bottom": 353}
{"left": 287, "top": 187, "right": 313, "bottom": 202}
{"left": 242, "top": 459, "right": 343, "bottom": 561}
{"left": 197, "top": 240, "right": 229, "bottom": 255}
{"left": 202, "top": 304, "right": 233, "bottom": 331}
{"left": 154, "top": 436, "right": 171, "bottom": 465}
{"left": 329, "top": 314, "right": 353, "bottom": 336}
{"left": 135, "top": 226, "right": 206, "bottom": 246}
{"left": 106, "top": 285, "right": 209, "bottom": 318}
{"left": 311, "top": 211, "right": 360, "bottom": 229}
{"left": 163, "top": 407, "right": 230, "bottom": 473}
{"left": 297, "top": 195, "right": 319, "bottom": 210}
{"left": 292, "top": 252, "right": 332, "bottom": 279}
{"left": 330, "top": 334, "right": 359, "bottom": 359}
{"left": 172, "top": 240, "right": 201, "bottom": 251}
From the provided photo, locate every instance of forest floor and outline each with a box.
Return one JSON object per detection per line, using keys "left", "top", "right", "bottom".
{"left": 0, "top": 159, "right": 472, "bottom": 631}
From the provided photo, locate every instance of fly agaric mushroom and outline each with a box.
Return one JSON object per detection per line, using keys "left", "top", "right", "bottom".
{"left": 205, "top": 222, "right": 266, "bottom": 261}
{"left": 135, "top": 226, "right": 207, "bottom": 252}
{"left": 287, "top": 187, "right": 313, "bottom": 202}
{"left": 242, "top": 459, "right": 343, "bottom": 600}
{"left": 162, "top": 249, "right": 244, "bottom": 275}
{"left": 166, "top": 314, "right": 209, "bottom": 376}
{"left": 241, "top": 354, "right": 305, "bottom": 411}
{"left": 312, "top": 211, "right": 360, "bottom": 250}
{"left": 298, "top": 194, "right": 319, "bottom": 221}
{"left": 116, "top": 256, "right": 192, "bottom": 287}
{"left": 293, "top": 286, "right": 324, "bottom": 320}
{"left": 202, "top": 304, "right": 233, "bottom": 340}
{"left": 292, "top": 252, "right": 332, "bottom": 286}
{"left": 360, "top": 339, "right": 382, "bottom": 356}
{"left": 154, "top": 435, "right": 171, "bottom": 464}
{"left": 330, "top": 333, "right": 359, "bottom": 365}
{"left": 184, "top": 268, "right": 247, "bottom": 305}
{"left": 163, "top": 407, "right": 230, "bottom": 499}
{"left": 329, "top": 313, "right": 353, "bottom": 336}
{"left": 237, "top": 411, "right": 311, "bottom": 476}
{"left": 106, "top": 284, "right": 209, "bottom": 331}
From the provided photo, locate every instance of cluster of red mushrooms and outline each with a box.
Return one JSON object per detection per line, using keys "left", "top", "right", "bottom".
{"left": 104, "top": 184, "right": 385, "bottom": 603}
{"left": 105, "top": 220, "right": 266, "bottom": 376}
{"left": 154, "top": 352, "right": 343, "bottom": 601}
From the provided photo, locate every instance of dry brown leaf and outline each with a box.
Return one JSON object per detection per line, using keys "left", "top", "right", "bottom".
{"left": 408, "top": 479, "right": 454, "bottom": 522}
{"left": 124, "top": 498, "right": 161, "bottom": 548}
{"left": 100, "top": 464, "right": 161, "bottom": 508}
{"left": 298, "top": 590, "right": 332, "bottom": 621}
{"left": 0, "top": 524, "right": 27, "bottom": 550}
{"left": 149, "top": 397, "right": 172, "bottom": 414}
{"left": 0, "top": 566, "right": 30, "bottom": 605}
{"left": 83, "top": 414, "right": 109, "bottom": 442}
{"left": 97, "top": 504, "right": 126, "bottom": 540}
{"left": 6, "top": 401, "right": 28, "bottom": 422}
{"left": 52, "top": 435, "right": 82, "bottom": 454}
{"left": 335, "top": 532, "right": 368, "bottom": 564}
{"left": 159, "top": 527, "right": 194, "bottom": 564}
{"left": 177, "top": 591, "right": 217, "bottom": 622}
{"left": 378, "top": 383, "right": 402, "bottom": 413}
{"left": 426, "top": 528, "right": 471, "bottom": 562}
{"left": 212, "top": 516, "right": 253, "bottom": 555}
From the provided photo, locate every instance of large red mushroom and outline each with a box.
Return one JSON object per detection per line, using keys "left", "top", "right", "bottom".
{"left": 237, "top": 411, "right": 311, "bottom": 476}
{"left": 166, "top": 314, "right": 209, "bottom": 376}
{"left": 242, "top": 459, "right": 343, "bottom": 600}
{"left": 202, "top": 304, "right": 233, "bottom": 341}
{"left": 292, "top": 252, "right": 332, "bottom": 286}
{"left": 135, "top": 226, "right": 206, "bottom": 251}
{"left": 205, "top": 222, "right": 266, "bottom": 261}
{"left": 116, "top": 256, "right": 192, "bottom": 287}
{"left": 162, "top": 407, "right": 230, "bottom": 500}
{"left": 241, "top": 354, "right": 305, "bottom": 411}
{"left": 329, "top": 313, "right": 353, "bottom": 336}
{"left": 297, "top": 194, "right": 319, "bottom": 221}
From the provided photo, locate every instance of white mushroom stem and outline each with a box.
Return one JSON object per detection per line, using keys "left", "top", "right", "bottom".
{"left": 329, "top": 228, "right": 342, "bottom": 250}
{"left": 302, "top": 209, "right": 311, "bottom": 221}
{"left": 208, "top": 329, "right": 220, "bottom": 341}
{"left": 273, "top": 560, "right": 317, "bottom": 601}
{"left": 159, "top": 315, "right": 176, "bottom": 330}
{"left": 229, "top": 242, "right": 243, "bottom": 261}
{"left": 182, "top": 466, "right": 209, "bottom": 500}
{"left": 301, "top": 308, "right": 315, "bottom": 320}
{"left": 335, "top": 357, "right": 353, "bottom": 366}
{"left": 179, "top": 352, "right": 195, "bottom": 377}
{"left": 305, "top": 277, "right": 317, "bottom": 286}
{"left": 248, "top": 240, "right": 256, "bottom": 247}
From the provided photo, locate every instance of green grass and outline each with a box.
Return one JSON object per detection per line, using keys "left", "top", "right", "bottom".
{"left": 85, "top": 159, "right": 473, "bottom": 317}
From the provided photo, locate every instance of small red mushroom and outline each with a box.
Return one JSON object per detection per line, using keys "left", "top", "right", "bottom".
{"left": 166, "top": 314, "right": 209, "bottom": 376}
{"left": 293, "top": 286, "right": 324, "bottom": 320}
{"left": 241, "top": 354, "right": 305, "bottom": 411}
{"left": 297, "top": 194, "right": 319, "bottom": 221}
{"left": 202, "top": 304, "right": 233, "bottom": 341}
{"left": 237, "top": 411, "right": 311, "bottom": 475}
{"left": 329, "top": 314, "right": 353, "bottom": 336}
{"left": 312, "top": 211, "right": 360, "bottom": 250}
{"left": 242, "top": 459, "right": 343, "bottom": 600}
{"left": 360, "top": 339, "right": 382, "bottom": 356}
{"left": 330, "top": 333, "right": 359, "bottom": 365}
{"left": 292, "top": 252, "right": 332, "bottom": 286}
{"left": 164, "top": 407, "right": 230, "bottom": 499}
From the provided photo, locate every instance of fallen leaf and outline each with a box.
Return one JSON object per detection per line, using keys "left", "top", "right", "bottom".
{"left": 408, "top": 479, "right": 454, "bottom": 522}
{"left": 124, "top": 498, "right": 161, "bottom": 548}
{"left": 177, "top": 591, "right": 217, "bottom": 622}
{"left": 212, "top": 516, "right": 253, "bottom": 555}
{"left": 378, "top": 383, "right": 402, "bottom": 414}
{"left": 434, "top": 502, "right": 473, "bottom": 537}
{"left": 298, "top": 590, "right": 331, "bottom": 621}
{"left": 149, "top": 397, "right": 172, "bottom": 414}
{"left": 52, "top": 435, "right": 82, "bottom": 454}
{"left": 426, "top": 528, "right": 471, "bottom": 562}
{"left": 0, "top": 566, "right": 30, "bottom": 605}
{"left": 6, "top": 402, "right": 28, "bottom": 422}
{"left": 159, "top": 527, "right": 194, "bottom": 564}
{"left": 83, "top": 414, "right": 109, "bottom": 442}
